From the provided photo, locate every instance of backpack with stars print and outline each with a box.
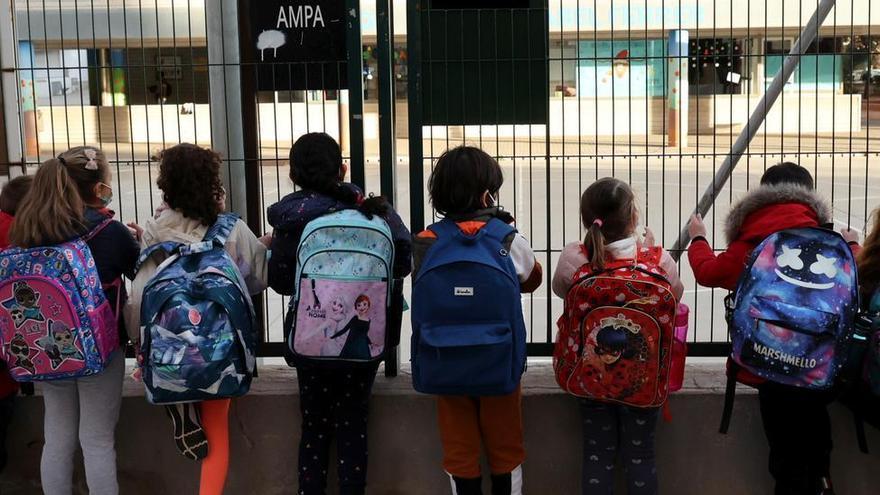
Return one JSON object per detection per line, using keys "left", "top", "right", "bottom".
{"left": 727, "top": 227, "right": 859, "bottom": 390}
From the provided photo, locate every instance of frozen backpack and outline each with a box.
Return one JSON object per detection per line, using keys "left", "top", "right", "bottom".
{"left": 553, "top": 246, "right": 678, "bottom": 408}
{"left": 137, "top": 213, "right": 256, "bottom": 404}
{"left": 411, "top": 218, "right": 526, "bottom": 396}
{"left": 720, "top": 227, "right": 859, "bottom": 433}
{"left": 0, "top": 220, "right": 120, "bottom": 381}
{"left": 284, "top": 209, "right": 401, "bottom": 367}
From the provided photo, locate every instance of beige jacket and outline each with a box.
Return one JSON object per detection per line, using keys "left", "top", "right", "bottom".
{"left": 124, "top": 208, "right": 268, "bottom": 342}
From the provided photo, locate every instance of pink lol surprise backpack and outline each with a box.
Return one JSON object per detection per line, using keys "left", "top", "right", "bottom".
{"left": 0, "top": 220, "right": 119, "bottom": 381}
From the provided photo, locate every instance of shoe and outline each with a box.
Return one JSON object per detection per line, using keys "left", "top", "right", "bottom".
{"left": 165, "top": 403, "right": 208, "bottom": 461}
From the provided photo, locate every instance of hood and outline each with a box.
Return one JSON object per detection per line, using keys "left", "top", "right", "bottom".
{"left": 267, "top": 183, "right": 363, "bottom": 231}
{"left": 141, "top": 207, "right": 210, "bottom": 247}
{"left": 725, "top": 184, "right": 831, "bottom": 243}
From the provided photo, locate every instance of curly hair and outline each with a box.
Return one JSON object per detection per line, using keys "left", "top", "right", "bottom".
{"left": 157, "top": 143, "right": 225, "bottom": 226}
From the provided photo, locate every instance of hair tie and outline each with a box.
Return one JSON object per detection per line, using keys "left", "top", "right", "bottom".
{"left": 57, "top": 156, "right": 67, "bottom": 166}
{"left": 592, "top": 219, "right": 603, "bottom": 228}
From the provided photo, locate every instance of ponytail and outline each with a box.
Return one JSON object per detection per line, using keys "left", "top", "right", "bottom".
{"left": 585, "top": 219, "right": 607, "bottom": 271}
{"left": 9, "top": 159, "right": 85, "bottom": 248}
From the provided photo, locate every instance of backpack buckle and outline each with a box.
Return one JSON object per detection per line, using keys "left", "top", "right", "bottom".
{"left": 181, "top": 241, "right": 213, "bottom": 256}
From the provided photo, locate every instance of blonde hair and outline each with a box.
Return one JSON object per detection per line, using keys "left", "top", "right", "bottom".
{"left": 8, "top": 147, "right": 109, "bottom": 248}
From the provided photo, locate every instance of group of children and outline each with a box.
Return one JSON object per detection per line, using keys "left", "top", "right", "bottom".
{"left": 0, "top": 135, "right": 875, "bottom": 495}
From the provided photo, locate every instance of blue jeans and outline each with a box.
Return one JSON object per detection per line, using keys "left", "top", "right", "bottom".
{"left": 579, "top": 400, "right": 660, "bottom": 495}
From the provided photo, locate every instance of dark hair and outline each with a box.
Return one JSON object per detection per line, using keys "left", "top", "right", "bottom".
{"left": 859, "top": 209, "right": 880, "bottom": 299}
{"left": 760, "top": 162, "right": 814, "bottom": 189}
{"left": 428, "top": 146, "right": 504, "bottom": 218}
{"left": 289, "top": 133, "right": 358, "bottom": 204}
{"left": 595, "top": 326, "right": 628, "bottom": 355}
{"left": 0, "top": 175, "right": 34, "bottom": 214}
{"left": 581, "top": 178, "right": 636, "bottom": 270}
{"left": 156, "top": 143, "right": 225, "bottom": 226}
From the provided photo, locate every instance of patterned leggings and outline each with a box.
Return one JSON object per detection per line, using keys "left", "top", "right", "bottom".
{"left": 296, "top": 365, "right": 378, "bottom": 495}
{"left": 579, "top": 400, "right": 660, "bottom": 495}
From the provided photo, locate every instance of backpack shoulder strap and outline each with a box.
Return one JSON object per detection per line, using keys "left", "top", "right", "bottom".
{"left": 427, "top": 218, "right": 461, "bottom": 240}
{"left": 82, "top": 218, "right": 115, "bottom": 243}
{"left": 135, "top": 241, "right": 182, "bottom": 274}
{"left": 203, "top": 213, "right": 240, "bottom": 246}
{"left": 481, "top": 217, "right": 516, "bottom": 245}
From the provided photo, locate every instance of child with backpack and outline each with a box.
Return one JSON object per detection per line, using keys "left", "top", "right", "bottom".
{"left": 687, "top": 162, "right": 860, "bottom": 495}
{"left": 411, "top": 146, "right": 542, "bottom": 495}
{"left": 551, "top": 177, "right": 684, "bottom": 495}
{"left": 4, "top": 147, "right": 139, "bottom": 494}
{"left": 266, "top": 132, "right": 411, "bottom": 495}
{"left": 0, "top": 175, "right": 32, "bottom": 473}
{"left": 125, "top": 143, "right": 268, "bottom": 495}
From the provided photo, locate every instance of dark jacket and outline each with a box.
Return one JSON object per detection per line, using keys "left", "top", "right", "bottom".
{"left": 80, "top": 207, "right": 140, "bottom": 342}
{"left": 267, "top": 184, "right": 412, "bottom": 296}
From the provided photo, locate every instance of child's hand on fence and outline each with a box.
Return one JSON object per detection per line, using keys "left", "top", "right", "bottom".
{"left": 259, "top": 232, "right": 273, "bottom": 248}
{"left": 688, "top": 213, "right": 707, "bottom": 240}
{"left": 127, "top": 222, "right": 144, "bottom": 242}
{"left": 840, "top": 227, "right": 860, "bottom": 244}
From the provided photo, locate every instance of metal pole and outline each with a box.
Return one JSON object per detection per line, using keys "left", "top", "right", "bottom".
{"left": 346, "top": 0, "right": 365, "bottom": 188}
{"left": 407, "top": 0, "right": 424, "bottom": 235}
{"left": 670, "top": 0, "right": 838, "bottom": 260}
{"left": 206, "top": 0, "right": 248, "bottom": 219}
{"left": 0, "top": 0, "right": 24, "bottom": 175}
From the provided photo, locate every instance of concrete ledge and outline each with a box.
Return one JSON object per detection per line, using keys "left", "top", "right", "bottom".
{"left": 1, "top": 360, "right": 879, "bottom": 494}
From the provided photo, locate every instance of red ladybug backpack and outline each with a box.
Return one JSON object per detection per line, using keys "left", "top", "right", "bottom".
{"left": 553, "top": 245, "right": 678, "bottom": 407}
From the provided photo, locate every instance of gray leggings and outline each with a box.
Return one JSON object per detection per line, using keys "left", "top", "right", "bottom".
{"left": 39, "top": 351, "right": 124, "bottom": 495}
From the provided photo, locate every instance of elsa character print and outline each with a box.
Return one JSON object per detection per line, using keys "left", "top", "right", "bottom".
{"left": 319, "top": 296, "right": 349, "bottom": 356}
{"left": 331, "top": 295, "right": 372, "bottom": 360}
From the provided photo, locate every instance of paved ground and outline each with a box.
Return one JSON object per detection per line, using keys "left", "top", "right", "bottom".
{"left": 9, "top": 131, "right": 880, "bottom": 359}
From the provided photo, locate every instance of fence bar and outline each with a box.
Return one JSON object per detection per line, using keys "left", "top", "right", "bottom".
{"left": 346, "top": 0, "right": 365, "bottom": 188}
{"left": 206, "top": 0, "right": 248, "bottom": 219}
{"left": 407, "top": 0, "right": 425, "bottom": 235}
{"left": 0, "top": 0, "right": 22, "bottom": 174}
{"left": 670, "top": 0, "right": 839, "bottom": 260}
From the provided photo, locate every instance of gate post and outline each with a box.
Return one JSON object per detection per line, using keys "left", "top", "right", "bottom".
{"left": 0, "top": 0, "right": 25, "bottom": 174}
{"left": 667, "top": 30, "right": 689, "bottom": 148}
{"left": 345, "top": 0, "right": 365, "bottom": 188}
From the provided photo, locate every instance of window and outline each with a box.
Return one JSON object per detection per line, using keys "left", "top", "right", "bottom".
{"left": 689, "top": 38, "right": 746, "bottom": 95}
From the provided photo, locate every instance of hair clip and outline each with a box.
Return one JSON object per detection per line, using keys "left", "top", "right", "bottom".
{"left": 593, "top": 219, "right": 604, "bottom": 228}
{"left": 83, "top": 148, "right": 99, "bottom": 170}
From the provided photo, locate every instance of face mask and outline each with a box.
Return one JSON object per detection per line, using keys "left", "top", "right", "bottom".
{"left": 98, "top": 182, "right": 113, "bottom": 207}
{"left": 485, "top": 191, "right": 499, "bottom": 208}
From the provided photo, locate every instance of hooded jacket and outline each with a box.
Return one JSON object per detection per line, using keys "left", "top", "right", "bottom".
{"left": 124, "top": 207, "right": 268, "bottom": 343}
{"left": 688, "top": 184, "right": 836, "bottom": 291}
{"left": 267, "top": 183, "right": 412, "bottom": 296}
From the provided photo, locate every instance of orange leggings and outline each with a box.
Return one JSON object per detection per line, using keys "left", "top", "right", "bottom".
{"left": 199, "top": 399, "right": 231, "bottom": 495}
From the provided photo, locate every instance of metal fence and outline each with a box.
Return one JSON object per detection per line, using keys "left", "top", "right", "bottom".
{"left": 0, "top": 0, "right": 878, "bottom": 360}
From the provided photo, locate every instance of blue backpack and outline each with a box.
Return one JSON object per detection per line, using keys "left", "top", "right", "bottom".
{"left": 136, "top": 213, "right": 256, "bottom": 404}
{"left": 284, "top": 209, "right": 400, "bottom": 367}
{"left": 411, "top": 218, "right": 527, "bottom": 396}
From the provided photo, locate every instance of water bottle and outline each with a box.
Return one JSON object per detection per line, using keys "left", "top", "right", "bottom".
{"left": 669, "top": 304, "right": 689, "bottom": 392}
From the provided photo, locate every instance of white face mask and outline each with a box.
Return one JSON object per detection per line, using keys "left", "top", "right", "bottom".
{"left": 485, "top": 191, "right": 499, "bottom": 208}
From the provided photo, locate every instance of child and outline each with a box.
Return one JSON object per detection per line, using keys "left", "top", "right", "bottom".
{"left": 8, "top": 147, "right": 139, "bottom": 494}
{"left": 267, "top": 132, "right": 411, "bottom": 495}
{"left": 413, "top": 146, "right": 542, "bottom": 495}
{"left": 552, "top": 177, "right": 684, "bottom": 495}
{"left": 0, "top": 175, "right": 32, "bottom": 473}
{"left": 687, "top": 162, "right": 859, "bottom": 495}
{"left": 125, "top": 143, "right": 268, "bottom": 495}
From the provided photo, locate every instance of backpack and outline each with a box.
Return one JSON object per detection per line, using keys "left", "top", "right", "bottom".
{"left": 136, "top": 213, "right": 256, "bottom": 404}
{"left": 553, "top": 246, "right": 677, "bottom": 407}
{"left": 0, "top": 220, "right": 119, "bottom": 381}
{"left": 719, "top": 227, "right": 859, "bottom": 433}
{"left": 838, "top": 291, "right": 880, "bottom": 453}
{"left": 411, "top": 218, "right": 526, "bottom": 396}
{"left": 284, "top": 209, "right": 401, "bottom": 367}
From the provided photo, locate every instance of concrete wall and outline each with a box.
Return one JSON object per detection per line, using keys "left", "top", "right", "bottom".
{"left": 1, "top": 362, "right": 879, "bottom": 495}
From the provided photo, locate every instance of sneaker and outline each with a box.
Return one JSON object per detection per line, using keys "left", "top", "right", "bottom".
{"left": 165, "top": 403, "right": 208, "bottom": 461}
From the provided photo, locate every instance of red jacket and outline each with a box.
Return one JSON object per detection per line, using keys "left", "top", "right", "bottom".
{"left": 0, "top": 211, "right": 13, "bottom": 250}
{"left": 687, "top": 184, "right": 860, "bottom": 386}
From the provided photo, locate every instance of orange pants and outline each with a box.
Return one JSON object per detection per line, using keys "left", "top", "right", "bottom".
{"left": 436, "top": 386, "right": 525, "bottom": 479}
{"left": 199, "top": 399, "right": 231, "bottom": 495}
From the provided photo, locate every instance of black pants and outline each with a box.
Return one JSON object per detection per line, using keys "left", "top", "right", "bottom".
{"left": 0, "top": 394, "right": 13, "bottom": 473}
{"left": 758, "top": 382, "right": 835, "bottom": 495}
{"left": 296, "top": 365, "right": 378, "bottom": 495}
